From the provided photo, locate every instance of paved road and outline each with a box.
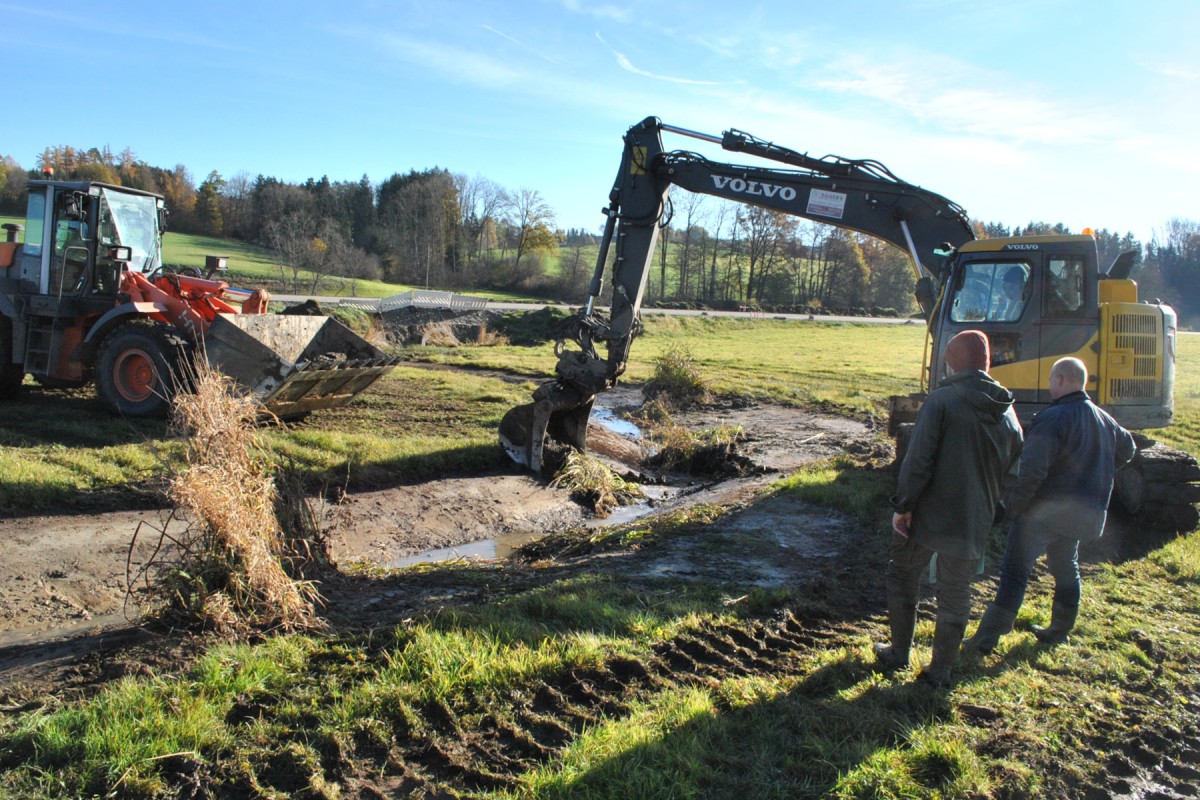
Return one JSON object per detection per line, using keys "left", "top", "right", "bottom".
{"left": 273, "top": 294, "right": 917, "bottom": 326}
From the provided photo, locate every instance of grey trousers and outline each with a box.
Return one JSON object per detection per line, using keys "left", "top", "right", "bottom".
{"left": 884, "top": 533, "right": 978, "bottom": 626}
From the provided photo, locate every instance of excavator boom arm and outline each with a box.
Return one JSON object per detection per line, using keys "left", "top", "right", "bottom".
{"left": 500, "top": 116, "right": 975, "bottom": 471}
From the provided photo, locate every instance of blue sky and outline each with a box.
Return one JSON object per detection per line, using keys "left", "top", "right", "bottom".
{"left": 8, "top": 0, "right": 1197, "bottom": 242}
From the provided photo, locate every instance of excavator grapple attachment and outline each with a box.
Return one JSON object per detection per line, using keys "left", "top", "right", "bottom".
{"left": 203, "top": 314, "right": 399, "bottom": 418}
{"left": 498, "top": 381, "right": 595, "bottom": 472}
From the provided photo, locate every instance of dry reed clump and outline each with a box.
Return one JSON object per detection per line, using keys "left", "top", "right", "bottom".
{"left": 155, "top": 360, "right": 323, "bottom": 634}
{"left": 419, "top": 321, "right": 509, "bottom": 346}
{"left": 550, "top": 450, "right": 644, "bottom": 517}
{"left": 637, "top": 400, "right": 755, "bottom": 477}
{"left": 420, "top": 321, "right": 460, "bottom": 346}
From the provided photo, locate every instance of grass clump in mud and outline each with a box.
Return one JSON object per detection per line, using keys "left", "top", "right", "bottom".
{"left": 637, "top": 397, "right": 756, "bottom": 477}
{"left": 551, "top": 450, "right": 644, "bottom": 516}
{"left": 143, "top": 361, "right": 323, "bottom": 634}
{"left": 643, "top": 343, "right": 710, "bottom": 407}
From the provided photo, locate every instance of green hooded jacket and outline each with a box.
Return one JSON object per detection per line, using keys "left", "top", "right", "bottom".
{"left": 892, "top": 369, "right": 1024, "bottom": 560}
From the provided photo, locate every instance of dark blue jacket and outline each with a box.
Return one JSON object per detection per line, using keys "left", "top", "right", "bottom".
{"left": 1005, "top": 391, "right": 1136, "bottom": 541}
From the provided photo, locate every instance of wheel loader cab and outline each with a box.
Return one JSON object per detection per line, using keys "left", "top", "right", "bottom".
{"left": 16, "top": 182, "right": 162, "bottom": 304}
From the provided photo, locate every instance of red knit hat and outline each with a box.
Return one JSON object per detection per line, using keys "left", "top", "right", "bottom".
{"left": 945, "top": 330, "right": 990, "bottom": 373}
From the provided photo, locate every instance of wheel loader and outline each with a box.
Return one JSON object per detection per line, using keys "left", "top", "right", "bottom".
{"left": 0, "top": 180, "right": 398, "bottom": 418}
{"left": 499, "top": 116, "right": 1200, "bottom": 533}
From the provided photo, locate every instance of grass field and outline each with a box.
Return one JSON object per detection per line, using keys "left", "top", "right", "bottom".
{"left": 2, "top": 313, "right": 1200, "bottom": 798}
{"left": 0, "top": 215, "right": 549, "bottom": 303}
{"left": 3, "top": 318, "right": 1199, "bottom": 511}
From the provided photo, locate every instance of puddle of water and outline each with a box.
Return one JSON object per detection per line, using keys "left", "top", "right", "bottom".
{"left": 592, "top": 406, "right": 643, "bottom": 439}
{"left": 585, "top": 485, "right": 676, "bottom": 527}
{"left": 389, "top": 530, "right": 541, "bottom": 568}
{"left": 389, "top": 486, "right": 678, "bottom": 568}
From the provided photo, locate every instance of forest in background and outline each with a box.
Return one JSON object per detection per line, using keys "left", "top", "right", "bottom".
{"left": 2, "top": 146, "right": 1198, "bottom": 322}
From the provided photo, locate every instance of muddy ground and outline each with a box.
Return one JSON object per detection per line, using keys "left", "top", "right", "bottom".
{"left": 4, "top": 376, "right": 1200, "bottom": 798}
{"left": 0, "top": 384, "right": 871, "bottom": 682}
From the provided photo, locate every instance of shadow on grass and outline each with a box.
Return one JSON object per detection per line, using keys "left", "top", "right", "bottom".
{"left": 0, "top": 386, "right": 169, "bottom": 448}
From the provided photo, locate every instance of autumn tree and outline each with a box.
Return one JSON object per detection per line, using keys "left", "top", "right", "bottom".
{"left": 454, "top": 173, "right": 507, "bottom": 269}
{"left": 0, "top": 156, "right": 26, "bottom": 214}
{"left": 507, "top": 187, "right": 557, "bottom": 274}
{"left": 738, "top": 206, "right": 795, "bottom": 303}
{"left": 377, "top": 169, "right": 459, "bottom": 287}
{"left": 1145, "top": 218, "right": 1200, "bottom": 325}
{"left": 194, "top": 171, "right": 226, "bottom": 237}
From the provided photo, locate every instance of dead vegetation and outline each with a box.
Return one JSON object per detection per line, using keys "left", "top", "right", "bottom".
{"left": 550, "top": 450, "right": 644, "bottom": 517}
{"left": 137, "top": 360, "right": 325, "bottom": 634}
{"left": 419, "top": 320, "right": 508, "bottom": 347}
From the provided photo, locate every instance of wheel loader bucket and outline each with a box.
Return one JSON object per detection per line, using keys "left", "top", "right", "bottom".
{"left": 498, "top": 381, "right": 594, "bottom": 472}
{"left": 203, "top": 314, "right": 399, "bottom": 418}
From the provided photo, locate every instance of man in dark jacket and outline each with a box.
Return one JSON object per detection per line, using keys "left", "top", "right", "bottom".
{"left": 875, "top": 330, "right": 1023, "bottom": 687}
{"left": 964, "top": 357, "right": 1136, "bottom": 653}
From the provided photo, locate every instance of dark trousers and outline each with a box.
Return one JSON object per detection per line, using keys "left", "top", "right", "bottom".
{"left": 885, "top": 534, "right": 978, "bottom": 626}
{"left": 994, "top": 519, "right": 1082, "bottom": 613}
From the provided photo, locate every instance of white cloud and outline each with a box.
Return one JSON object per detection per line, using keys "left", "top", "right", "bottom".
{"left": 592, "top": 33, "right": 722, "bottom": 86}
{"left": 560, "top": 0, "right": 634, "bottom": 23}
{"left": 374, "top": 31, "right": 527, "bottom": 89}
{"left": 813, "top": 54, "right": 1110, "bottom": 147}
{"left": 480, "top": 24, "right": 566, "bottom": 66}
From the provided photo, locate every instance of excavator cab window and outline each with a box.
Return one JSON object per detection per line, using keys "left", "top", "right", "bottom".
{"left": 22, "top": 191, "right": 45, "bottom": 259}
{"left": 948, "top": 261, "right": 1032, "bottom": 323}
{"left": 99, "top": 188, "right": 161, "bottom": 275}
{"left": 1045, "top": 255, "right": 1087, "bottom": 317}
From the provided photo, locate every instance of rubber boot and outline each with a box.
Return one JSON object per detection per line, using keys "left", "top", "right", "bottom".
{"left": 918, "top": 617, "right": 967, "bottom": 688}
{"left": 872, "top": 594, "right": 917, "bottom": 673}
{"left": 1032, "top": 602, "right": 1079, "bottom": 645}
{"left": 961, "top": 603, "right": 1018, "bottom": 655}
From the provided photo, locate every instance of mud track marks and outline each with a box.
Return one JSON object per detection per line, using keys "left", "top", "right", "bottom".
{"left": 232, "top": 610, "right": 840, "bottom": 798}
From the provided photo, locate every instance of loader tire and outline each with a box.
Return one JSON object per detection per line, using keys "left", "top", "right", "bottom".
{"left": 95, "top": 321, "right": 188, "bottom": 418}
{"left": 0, "top": 318, "right": 24, "bottom": 400}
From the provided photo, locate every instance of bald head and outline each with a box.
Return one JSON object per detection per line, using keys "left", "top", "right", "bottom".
{"left": 1050, "top": 357, "right": 1087, "bottom": 399}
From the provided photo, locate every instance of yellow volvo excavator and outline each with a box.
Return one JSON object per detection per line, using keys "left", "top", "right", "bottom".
{"left": 500, "top": 116, "right": 1197, "bottom": 532}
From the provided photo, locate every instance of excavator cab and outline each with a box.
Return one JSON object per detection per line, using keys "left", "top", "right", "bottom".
{"left": 928, "top": 235, "right": 1173, "bottom": 432}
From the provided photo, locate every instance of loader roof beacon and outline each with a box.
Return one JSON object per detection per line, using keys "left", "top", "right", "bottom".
{"left": 0, "top": 181, "right": 398, "bottom": 419}
{"left": 499, "top": 116, "right": 1197, "bottom": 532}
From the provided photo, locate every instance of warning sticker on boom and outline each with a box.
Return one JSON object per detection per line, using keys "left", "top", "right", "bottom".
{"left": 807, "top": 189, "right": 847, "bottom": 220}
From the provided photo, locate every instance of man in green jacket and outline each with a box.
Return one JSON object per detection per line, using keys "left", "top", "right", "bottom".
{"left": 874, "top": 330, "right": 1023, "bottom": 687}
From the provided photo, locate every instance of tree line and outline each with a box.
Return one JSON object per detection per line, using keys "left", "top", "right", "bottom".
{"left": 3, "top": 146, "right": 1198, "bottom": 324}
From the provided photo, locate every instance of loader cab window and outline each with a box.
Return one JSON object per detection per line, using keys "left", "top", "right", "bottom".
{"left": 51, "top": 217, "right": 90, "bottom": 296}
{"left": 99, "top": 188, "right": 161, "bottom": 275}
{"left": 23, "top": 191, "right": 45, "bottom": 258}
{"left": 1045, "top": 255, "right": 1087, "bottom": 317}
{"left": 948, "top": 261, "right": 1032, "bottom": 323}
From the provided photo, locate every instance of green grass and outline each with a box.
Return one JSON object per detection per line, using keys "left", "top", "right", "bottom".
{"left": 5, "top": 496, "right": 1196, "bottom": 798}
{"left": 416, "top": 316, "right": 932, "bottom": 422}
{"left": 2, "top": 315, "right": 1200, "bottom": 799}
{"left": 5, "top": 322, "right": 1199, "bottom": 515}
{"left": 0, "top": 366, "right": 524, "bottom": 513}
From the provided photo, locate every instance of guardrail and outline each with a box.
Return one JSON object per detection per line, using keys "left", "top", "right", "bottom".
{"left": 332, "top": 290, "right": 490, "bottom": 313}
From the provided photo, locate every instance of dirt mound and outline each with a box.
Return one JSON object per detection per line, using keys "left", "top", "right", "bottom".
{"left": 377, "top": 306, "right": 504, "bottom": 346}
{"left": 377, "top": 304, "right": 577, "bottom": 348}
